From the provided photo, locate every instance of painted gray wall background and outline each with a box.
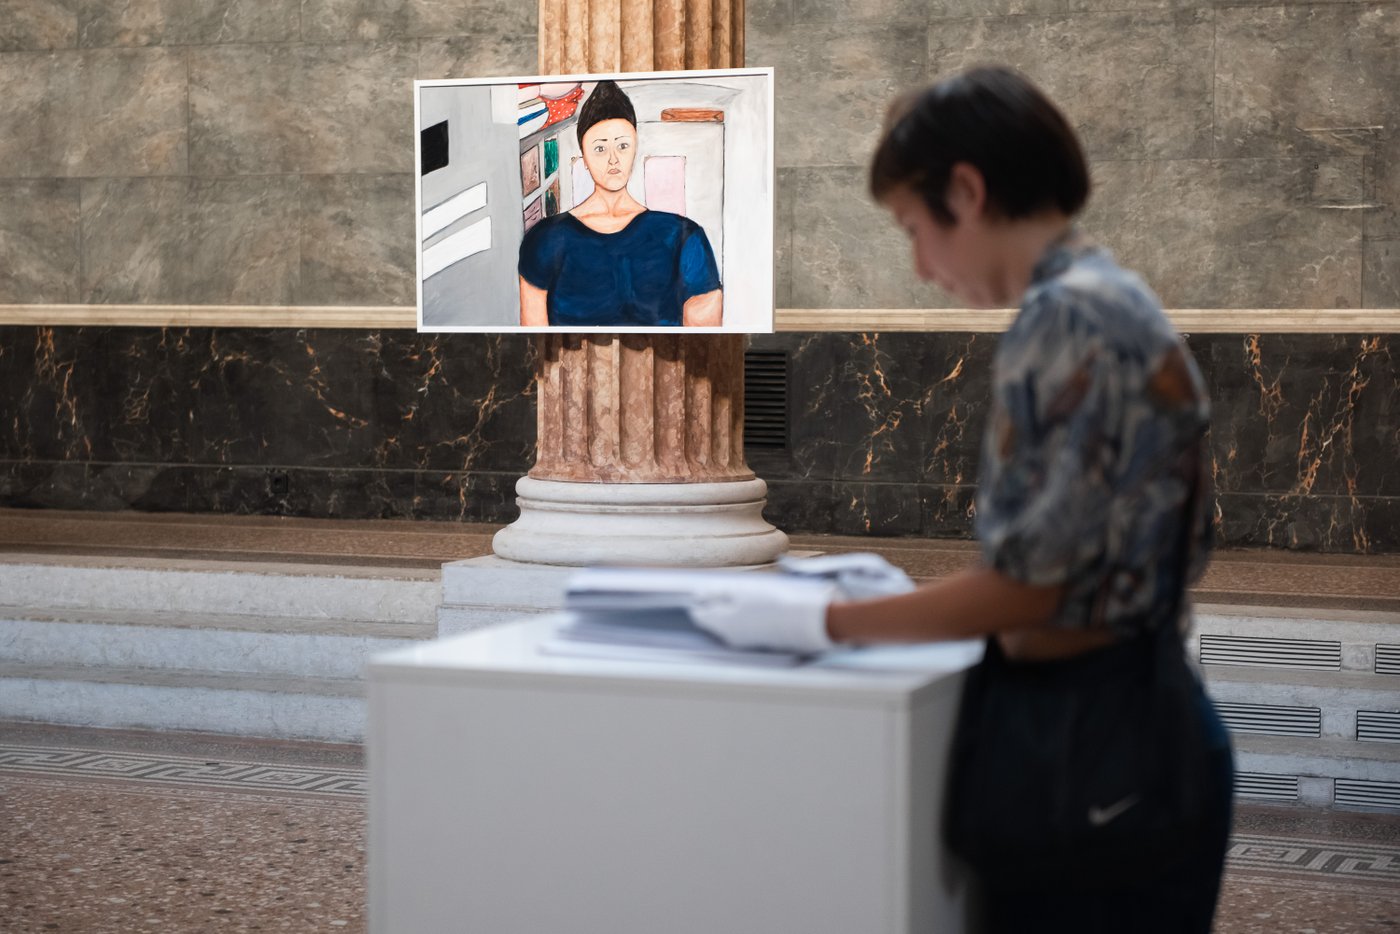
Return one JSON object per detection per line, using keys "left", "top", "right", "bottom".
{"left": 0, "top": 0, "right": 1395, "bottom": 310}
{"left": 419, "top": 84, "right": 523, "bottom": 328}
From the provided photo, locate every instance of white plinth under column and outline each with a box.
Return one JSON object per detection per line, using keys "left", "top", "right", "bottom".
{"left": 491, "top": 476, "right": 789, "bottom": 568}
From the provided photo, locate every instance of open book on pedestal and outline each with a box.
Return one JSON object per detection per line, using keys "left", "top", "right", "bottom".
{"left": 537, "top": 567, "right": 832, "bottom": 667}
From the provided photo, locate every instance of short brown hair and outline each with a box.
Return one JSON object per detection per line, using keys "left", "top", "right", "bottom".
{"left": 869, "top": 66, "right": 1090, "bottom": 224}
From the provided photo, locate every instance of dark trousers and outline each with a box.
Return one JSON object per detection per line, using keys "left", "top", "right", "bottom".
{"left": 979, "top": 690, "right": 1236, "bottom": 933}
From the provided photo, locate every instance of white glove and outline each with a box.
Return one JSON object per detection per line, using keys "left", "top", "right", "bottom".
{"left": 777, "top": 552, "right": 916, "bottom": 600}
{"left": 688, "top": 577, "right": 839, "bottom": 655}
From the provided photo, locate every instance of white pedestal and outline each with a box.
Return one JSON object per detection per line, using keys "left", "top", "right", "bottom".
{"left": 368, "top": 616, "right": 980, "bottom": 934}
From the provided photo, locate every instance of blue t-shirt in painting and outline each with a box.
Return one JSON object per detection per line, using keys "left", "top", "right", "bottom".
{"left": 518, "top": 211, "right": 721, "bottom": 327}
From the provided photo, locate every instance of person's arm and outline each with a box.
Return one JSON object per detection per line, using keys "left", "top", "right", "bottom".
{"left": 827, "top": 567, "right": 1062, "bottom": 643}
{"left": 683, "top": 289, "right": 722, "bottom": 327}
{"left": 519, "top": 276, "right": 549, "bottom": 327}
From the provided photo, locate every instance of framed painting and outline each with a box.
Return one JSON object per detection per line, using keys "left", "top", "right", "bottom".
{"left": 414, "top": 68, "right": 775, "bottom": 333}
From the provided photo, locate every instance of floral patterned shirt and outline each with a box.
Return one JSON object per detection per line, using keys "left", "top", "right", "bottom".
{"left": 974, "top": 236, "right": 1213, "bottom": 634}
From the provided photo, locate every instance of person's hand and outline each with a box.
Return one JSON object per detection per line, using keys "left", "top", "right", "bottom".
{"left": 777, "top": 552, "right": 916, "bottom": 600}
{"left": 689, "top": 578, "right": 839, "bottom": 654}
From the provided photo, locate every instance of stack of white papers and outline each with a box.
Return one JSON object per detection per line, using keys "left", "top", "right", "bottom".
{"left": 539, "top": 568, "right": 832, "bottom": 667}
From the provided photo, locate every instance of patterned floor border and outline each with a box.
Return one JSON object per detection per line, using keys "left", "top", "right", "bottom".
{"left": 0, "top": 743, "right": 364, "bottom": 799}
{"left": 0, "top": 773, "right": 364, "bottom": 813}
{"left": 1227, "top": 835, "right": 1400, "bottom": 887}
{"left": 3, "top": 742, "right": 1398, "bottom": 891}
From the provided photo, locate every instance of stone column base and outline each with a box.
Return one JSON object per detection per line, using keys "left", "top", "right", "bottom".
{"left": 491, "top": 476, "right": 789, "bottom": 568}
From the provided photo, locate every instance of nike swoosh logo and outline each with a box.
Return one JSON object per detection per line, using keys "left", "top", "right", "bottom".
{"left": 1088, "top": 794, "right": 1142, "bottom": 827}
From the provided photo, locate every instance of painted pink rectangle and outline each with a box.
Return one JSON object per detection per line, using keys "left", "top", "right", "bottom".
{"left": 644, "top": 156, "right": 686, "bottom": 216}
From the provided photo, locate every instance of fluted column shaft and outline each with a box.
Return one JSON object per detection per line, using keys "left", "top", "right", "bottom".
{"left": 539, "top": 0, "right": 743, "bottom": 74}
{"left": 531, "top": 0, "right": 751, "bottom": 485}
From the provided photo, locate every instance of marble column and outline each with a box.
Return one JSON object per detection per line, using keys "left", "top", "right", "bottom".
{"left": 491, "top": 0, "right": 787, "bottom": 567}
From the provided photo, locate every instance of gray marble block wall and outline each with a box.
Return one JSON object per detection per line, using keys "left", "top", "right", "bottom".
{"left": 0, "top": 0, "right": 1395, "bottom": 307}
{"left": 750, "top": 0, "right": 1399, "bottom": 310}
{"left": 0, "top": 0, "right": 537, "bottom": 306}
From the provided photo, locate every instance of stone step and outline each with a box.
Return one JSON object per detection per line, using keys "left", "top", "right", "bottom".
{"left": 0, "top": 605, "right": 436, "bottom": 679}
{"left": 1193, "top": 605, "right": 1400, "bottom": 673}
{"left": 0, "top": 552, "right": 437, "bottom": 742}
{"left": 1203, "top": 664, "right": 1400, "bottom": 692}
{"left": 1190, "top": 606, "right": 1400, "bottom": 810}
{"left": 1234, "top": 732, "right": 1400, "bottom": 810}
{"left": 0, "top": 663, "right": 365, "bottom": 743}
{"left": 1233, "top": 734, "right": 1400, "bottom": 810}
{"left": 0, "top": 554, "right": 440, "bottom": 624}
{"left": 1204, "top": 669, "right": 1400, "bottom": 739}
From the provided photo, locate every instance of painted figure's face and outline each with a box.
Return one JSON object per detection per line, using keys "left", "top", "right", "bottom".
{"left": 582, "top": 118, "right": 637, "bottom": 192}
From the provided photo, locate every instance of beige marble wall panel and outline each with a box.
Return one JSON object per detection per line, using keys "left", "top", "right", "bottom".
{"left": 748, "top": 22, "right": 924, "bottom": 168}
{"left": 1364, "top": 241, "right": 1400, "bottom": 307}
{"left": 1216, "top": 5, "right": 1400, "bottom": 159}
{"left": 0, "top": 51, "right": 77, "bottom": 177}
{"left": 190, "top": 42, "right": 416, "bottom": 176}
{"left": 924, "top": 0, "right": 1067, "bottom": 16}
{"left": 791, "top": 0, "right": 929, "bottom": 25}
{"left": 1366, "top": 139, "right": 1400, "bottom": 240}
{"left": 925, "top": 0, "right": 1208, "bottom": 16}
{"left": 77, "top": 0, "right": 300, "bottom": 48}
{"left": 773, "top": 168, "right": 796, "bottom": 308}
{"left": 300, "top": 0, "right": 534, "bottom": 42}
{"left": 79, "top": 178, "right": 188, "bottom": 304}
{"left": 0, "top": 180, "right": 80, "bottom": 303}
{"left": 1084, "top": 158, "right": 1364, "bottom": 308}
{"left": 0, "top": 46, "right": 182, "bottom": 178}
{"left": 76, "top": 0, "right": 165, "bottom": 48}
{"left": 747, "top": 0, "right": 791, "bottom": 28}
{"left": 0, "top": 0, "right": 77, "bottom": 51}
{"left": 73, "top": 48, "right": 187, "bottom": 176}
{"left": 1070, "top": 0, "right": 1213, "bottom": 8}
{"left": 928, "top": 10, "right": 1214, "bottom": 161}
{"left": 788, "top": 166, "right": 957, "bottom": 309}
{"left": 298, "top": 175, "right": 415, "bottom": 306}
{"left": 186, "top": 177, "right": 302, "bottom": 305}
{"left": 417, "top": 35, "right": 537, "bottom": 79}
{"left": 929, "top": 0, "right": 1215, "bottom": 25}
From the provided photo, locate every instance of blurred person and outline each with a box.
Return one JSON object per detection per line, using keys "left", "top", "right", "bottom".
{"left": 692, "top": 66, "right": 1234, "bottom": 933}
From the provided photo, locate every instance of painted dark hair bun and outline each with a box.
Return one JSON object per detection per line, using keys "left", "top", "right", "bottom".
{"left": 576, "top": 80, "right": 637, "bottom": 147}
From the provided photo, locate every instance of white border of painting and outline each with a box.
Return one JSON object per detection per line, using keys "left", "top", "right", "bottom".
{"left": 413, "top": 66, "right": 776, "bottom": 335}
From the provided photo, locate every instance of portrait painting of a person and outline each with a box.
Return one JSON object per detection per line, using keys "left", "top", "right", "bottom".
{"left": 517, "top": 80, "right": 724, "bottom": 328}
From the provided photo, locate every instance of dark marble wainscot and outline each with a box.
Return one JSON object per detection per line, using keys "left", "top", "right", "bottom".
{"left": 1199, "top": 333, "right": 1400, "bottom": 552}
{"left": 1, "top": 327, "right": 1396, "bottom": 552}
{"left": 750, "top": 330, "right": 992, "bottom": 538}
{"left": 752, "top": 331, "right": 1400, "bottom": 553}
{"left": 0, "top": 326, "right": 536, "bottom": 522}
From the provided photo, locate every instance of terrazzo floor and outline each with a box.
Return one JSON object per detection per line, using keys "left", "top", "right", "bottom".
{"left": 2, "top": 722, "right": 1397, "bottom": 933}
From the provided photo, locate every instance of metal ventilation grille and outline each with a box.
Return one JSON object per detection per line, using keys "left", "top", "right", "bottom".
{"left": 1200, "top": 635, "right": 1342, "bottom": 671}
{"left": 1236, "top": 772, "right": 1299, "bottom": 801}
{"left": 1377, "top": 644, "right": 1400, "bottom": 675}
{"left": 1216, "top": 703, "right": 1321, "bottom": 737}
{"left": 1357, "top": 710, "right": 1400, "bottom": 744}
{"left": 1335, "top": 779, "right": 1400, "bottom": 810}
{"left": 744, "top": 350, "right": 788, "bottom": 450}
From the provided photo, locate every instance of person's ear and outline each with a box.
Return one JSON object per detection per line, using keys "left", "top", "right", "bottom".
{"left": 944, "top": 162, "right": 986, "bottom": 224}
